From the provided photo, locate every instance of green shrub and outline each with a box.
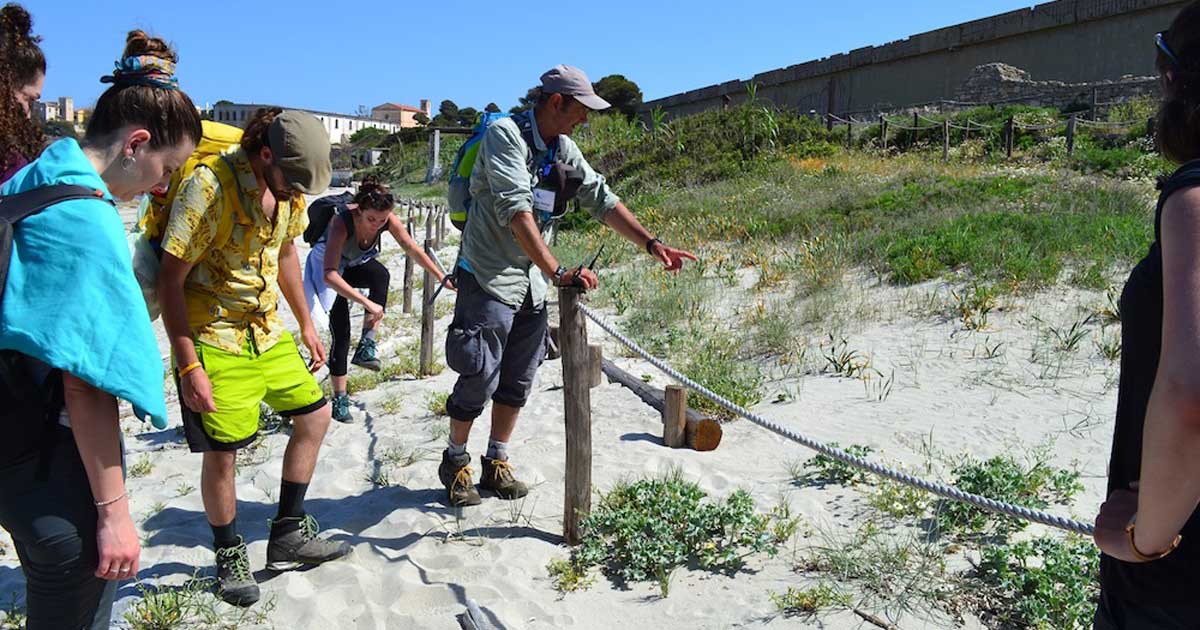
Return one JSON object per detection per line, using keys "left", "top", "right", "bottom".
{"left": 562, "top": 472, "right": 782, "bottom": 595}
{"left": 770, "top": 584, "right": 851, "bottom": 616}
{"left": 972, "top": 537, "right": 1099, "bottom": 630}
{"left": 794, "top": 443, "right": 875, "bottom": 486}
{"left": 935, "top": 454, "right": 1082, "bottom": 539}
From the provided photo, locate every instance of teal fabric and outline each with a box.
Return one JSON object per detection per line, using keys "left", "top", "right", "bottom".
{"left": 0, "top": 139, "right": 167, "bottom": 428}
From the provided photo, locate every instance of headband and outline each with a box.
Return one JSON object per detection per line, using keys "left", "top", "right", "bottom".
{"left": 100, "top": 54, "right": 178, "bottom": 90}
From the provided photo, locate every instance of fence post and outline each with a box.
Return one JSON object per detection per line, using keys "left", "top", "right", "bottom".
{"left": 588, "top": 344, "right": 603, "bottom": 389}
{"left": 663, "top": 385, "right": 687, "bottom": 448}
{"left": 846, "top": 120, "right": 853, "bottom": 148}
{"left": 419, "top": 238, "right": 436, "bottom": 376}
{"left": 1147, "top": 116, "right": 1156, "bottom": 140}
{"left": 879, "top": 115, "right": 887, "bottom": 151}
{"left": 1066, "top": 115, "right": 1077, "bottom": 155}
{"left": 1005, "top": 116, "right": 1015, "bottom": 159}
{"left": 402, "top": 216, "right": 414, "bottom": 314}
{"left": 559, "top": 286, "right": 592, "bottom": 546}
{"left": 964, "top": 120, "right": 971, "bottom": 143}
{"left": 439, "top": 208, "right": 447, "bottom": 242}
{"left": 826, "top": 112, "right": 833, "bottom": 132}
{"left": 424, "top": 129, "right": 442, "bottom": 184}
{"left": 913, "top": 112, "right": 919, "bottom": 129}
{"left": 1090, "top": 87, "right": 1098, "bottom": 121}
{"left": 942, "top": 119, "right": 950, "bottom": 162}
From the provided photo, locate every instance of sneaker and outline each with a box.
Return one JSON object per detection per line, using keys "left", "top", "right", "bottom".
{"left": 438, "top": 450, "right": 481, "bottom": 507}
{"left": 331, "top": 393, "right": 352, "bottom": 424}
{"left": 214, "top": 538, "right": 259, "bottom": 607}
{"left": 351, "top": 338, "right": 382, "bottom": 371}
{"left": 265, "top": 514, "right": 352, "bottom": 571}
{"left": 479, "top": 455, "right": 529, "bottom": 500}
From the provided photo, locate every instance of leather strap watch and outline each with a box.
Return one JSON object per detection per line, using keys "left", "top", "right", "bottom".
{"left": 553, "top": 264, "right": 568, "bottom": 285}
{"left": 645, "top": 237, "right": 663, "bottom": 255}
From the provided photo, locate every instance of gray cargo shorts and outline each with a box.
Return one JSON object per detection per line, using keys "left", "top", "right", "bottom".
{"left": 444, "top": 268, "right": 549, "bottom": 421}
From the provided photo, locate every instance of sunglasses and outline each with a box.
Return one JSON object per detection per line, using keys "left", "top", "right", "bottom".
{"left": 1157, "top": 31, "right": 1184, "bottom": 70}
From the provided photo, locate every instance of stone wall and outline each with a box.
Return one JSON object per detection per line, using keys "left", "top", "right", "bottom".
{"left": 643, "top": 0, "right": 1184, "bottom": 119}
{"left": 952, "top": 62, "right": 1158, "bottom": 111}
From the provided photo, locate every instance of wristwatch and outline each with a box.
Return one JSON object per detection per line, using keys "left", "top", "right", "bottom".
{"left": 553, "top": 264, "right": 567, "bottom": 285}
{"left": 645, "top": 237, "right": 663, "bottom": 255}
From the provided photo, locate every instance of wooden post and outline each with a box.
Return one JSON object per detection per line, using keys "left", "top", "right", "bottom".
{"left": 663, "top": 385, "right": 687, "bottom": 448}
{"left": 964, "top": 120, "right": 971, "bottom": 143}
{"left": 425, "top": 210, "right": 433, "bottom": 247}
{"left": 425, "top": 129, "right": 441, "bottom": 183}
{"left": 825, "top": 112, "right": 833, "bottom": 132}
{"left": 846, "top": 120, "right": 853, "bottom": 148}
{"left": 1147, "top": 116, "right": 1156, "bottom": 140}
{"left": 942, "top": 119, "right": 950, "bottom": 162}
{"left": 1090, "top": 87, "right": 1098, "bottom": 121}
{"left": 439, "top": 208, "right": 447, "bottom": 242}
{"left": 601, "top": 359, "right": 723, "bottom": 451}
{"left": 1005, "top": 116, "right": 1015, "bottom": 159}
{"left": 588, "top": 344, "right": 603, "bottom": 389}
{"left": 879, "top": 115, "right": 887, "bottom": 151}
{"left": 546, "top": 325, "right": 560, "bottom": 360}
{"left": 559, "top": 286, "right": 591, "bottom": 546}
{"left": 1066, "top": 115, "right": 1077, "bottom": 155}
{"left": 402, "top": 216, "right": 414, "bottom": 314}
{"left": 913, "top": 112, "right": 919, "bottom": 130}
{"left": 419, "top": 239, "right": 435, "bottom": 376}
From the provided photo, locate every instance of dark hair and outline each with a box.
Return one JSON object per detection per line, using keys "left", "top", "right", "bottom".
{"left": 1156, "top": 1, "right": 1200, "bottom": 163}
{"left": 0, "top": 3, "right": 45, "bottom": 172}
{"left": 354, "top": 176, "right": 393, "bottom": 211}
{"left": 84, "top": 30, "right": 202, "bottom": 151}
{"left": 240, "top": 106, "right": 282, "bottom": 155}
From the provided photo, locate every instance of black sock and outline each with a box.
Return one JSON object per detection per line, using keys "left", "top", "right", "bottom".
{"left": 274, "top": 480, "right": 309, "bottom": 533}
{"left": 211, "top": 519, "right": 239, "bottom": 550}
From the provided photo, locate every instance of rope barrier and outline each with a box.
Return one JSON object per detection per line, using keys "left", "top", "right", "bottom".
{"left": 577, "top": 303, "right": 1095, "bottom": 536}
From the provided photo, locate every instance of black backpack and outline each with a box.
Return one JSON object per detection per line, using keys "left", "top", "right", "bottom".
{"left": 303, "top": 191, "right": 355, "bottom": 246}
{"left": 0, "top": 184, "right": 113, "bottom": 459}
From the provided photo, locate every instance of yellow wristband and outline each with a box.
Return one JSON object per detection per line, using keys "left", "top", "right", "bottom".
{"left": 178, "top": 361, "right": 202, "bottom": 378}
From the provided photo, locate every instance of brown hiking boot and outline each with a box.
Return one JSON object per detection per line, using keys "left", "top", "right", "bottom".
{"left": 438, "top": 450, "right": 481, "bottom": 507}
{"left": 479, "top": 455, "right": 529, "bottom": 500}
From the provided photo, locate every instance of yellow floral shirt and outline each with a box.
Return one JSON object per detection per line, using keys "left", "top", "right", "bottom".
{"left": 161, "top": 147, "right": 307, "bottom": 355}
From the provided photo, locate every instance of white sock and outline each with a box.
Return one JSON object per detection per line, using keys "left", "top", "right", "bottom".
{"left": 486, "top": 439, "right": 508, "bottom": 461}
{"left": 447, "top": 439, "right": 467, "bottom": 457}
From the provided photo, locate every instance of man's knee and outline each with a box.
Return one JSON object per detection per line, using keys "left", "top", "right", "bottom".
{"left": 203, "top": 451, "right": 237, "bottom": 477}
{"left": 291, "top": 402, "right": 332, "bottom": 435}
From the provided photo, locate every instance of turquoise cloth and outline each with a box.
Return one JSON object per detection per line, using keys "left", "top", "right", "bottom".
{"left": 0, "top": 139, "right": 167, "bottom": 428}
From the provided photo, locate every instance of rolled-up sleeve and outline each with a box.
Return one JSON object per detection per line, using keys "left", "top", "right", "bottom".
{"left": 559, "top": 137, "right": 619, "bottom": 222}
{"left": 481, "top": 123, "right": 534, "bottom": 227}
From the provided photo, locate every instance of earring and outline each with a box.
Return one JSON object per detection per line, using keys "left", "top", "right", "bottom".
{"left": 121, "top": 155, "right": 136, "bottom": 172}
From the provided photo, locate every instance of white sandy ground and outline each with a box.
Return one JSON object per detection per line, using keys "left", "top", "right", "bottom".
{"left": 0, "top": 191, "right": 1119, "bottom": 629}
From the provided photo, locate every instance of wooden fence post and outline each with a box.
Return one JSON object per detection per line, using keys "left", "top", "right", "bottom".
{"left": 402, "top": 216, "right": 414, "bottom": 314}
{"left": 846, "top": 120, "right": 853, "bottom": 148}
{"left": 878, "top": 115, "right": 887, "bottom": 151}
{"left": 942, "top": 119, "right": 950, "bottom": 162}
{"left": 826, "top": 112, "right": 833, "bottom": 132}
{"left": 1005, "top": 117, "right": 1015, "bottom": 159}
{"left": 1066, "top": 115, "right": 1077, "bottom": 155}
{"left": 1090, "top": 87, "right": 1098, "bottom": 121}
{"left": 559, "top": 286, "right": 592, "bottom": 546}
{"left": 913, "top": 112, "right": 919, "bottom": 130}
{"left": 419, "top": 238, "right": 435, "bottom": 376}
{"left": 664, "top": 385, "right": 687, "bottom": 448}
{"left": 1147, "top": 116, "right": 1156, "bottom": 140}
{"left": 588, "top": 344, "right": 603, "bottom": 389}
{"left": 425, "top": 129, "right": 441, "bottom": 183}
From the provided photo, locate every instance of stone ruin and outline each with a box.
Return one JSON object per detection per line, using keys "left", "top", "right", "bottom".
{"left": 954, "top": 62, "right": 1158, "bottom": 110}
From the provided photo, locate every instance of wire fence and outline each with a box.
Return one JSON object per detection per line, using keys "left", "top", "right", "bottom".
{"left": 576, "top": 302, "right": 1095, "bottom": 536}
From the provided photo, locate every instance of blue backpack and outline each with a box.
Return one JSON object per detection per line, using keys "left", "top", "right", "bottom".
{"left": 446, "top": 111, "right": 552, "bottom": 229}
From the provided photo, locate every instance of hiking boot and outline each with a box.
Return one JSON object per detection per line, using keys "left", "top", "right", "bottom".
{"left": 214, "top": 538, "right": 259, "bottom": 607}
{"left": 438, "top": 450, "right": 481, "bottom": 507}
{"left": 265, "top": 514, "right": 352, "bottom": 571}
{"left": 351, "top": 338, "right": 382, "bottom": 371}
{"left": 331, "top": 393, "right": 352, "bottom": 424}
{"left": 479, "top": 455, "right": 529, "bottom": 500}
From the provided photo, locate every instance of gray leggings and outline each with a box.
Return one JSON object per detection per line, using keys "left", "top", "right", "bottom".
{"left": 0, "top": 425, "right": 118, "bottom": 630}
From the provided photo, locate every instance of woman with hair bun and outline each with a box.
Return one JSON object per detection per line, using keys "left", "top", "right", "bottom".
{"left": 303, "top": 177, "right": 452, "bottom": 423}
{"left": 0, "top": 29, "right": 201, "bottom": 629}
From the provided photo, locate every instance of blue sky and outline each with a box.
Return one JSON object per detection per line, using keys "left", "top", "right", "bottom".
{"left": 27, "top": 0, "right": 1039, "bottom": 114}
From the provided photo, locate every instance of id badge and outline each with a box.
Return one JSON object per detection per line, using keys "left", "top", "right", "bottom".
{"left": 533, "top": 188, "right": 556, "bottom": 213}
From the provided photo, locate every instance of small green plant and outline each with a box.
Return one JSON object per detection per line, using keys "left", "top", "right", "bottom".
{"left": 175, "top": 482, "right": 195, "bottom": 497}
{"left": 1095, "top": 329, "right": 1121, "bottom": 361}
{"left": 366, "top": 468, "right": 392, "bottom": 488}
{"left": 794, "top": 443, "right": 875, "bottom": 486}
{"left": 1049, "top": 315, "right": 1095, "bottom": 353}
{"left": 124, "top": 577, "right": 277, "bottom": 630}
{"left": 563, "top": 472, "right": 782, "bottom": 595}
{"left": 425, "top": 391, "right": 449, "bottom": 416}
{"left": 936, "top": 453, "right": 1082, "bottom": 539}
{"left": 770, "top": 584, "right": 851, "bottom": 616}
{"left": 129, "top": 454, "right": 155, "bottom": 478}
{"left": 951, "top": 283, "right": 996, "bottom": 331}
{"left": 547, "top": 558, "right": 595, "bottom": 593}
{"left": 821, "top": 336, "right": 873, "bottom": 379}
{"left": 971, "top": 536, "right": 1100, "bottom": 630}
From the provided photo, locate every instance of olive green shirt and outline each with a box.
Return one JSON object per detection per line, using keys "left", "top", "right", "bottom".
{"left": 462, "top": 112, "right": 618, "bottom": 307}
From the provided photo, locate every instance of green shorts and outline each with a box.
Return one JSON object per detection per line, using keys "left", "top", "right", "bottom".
{"left": 179, "top": 331, "right": 326, "bottom": 452}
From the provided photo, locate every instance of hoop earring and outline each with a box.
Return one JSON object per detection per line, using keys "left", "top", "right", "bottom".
{"left": 121, "top": 155, "right": 136, "bottom": 172}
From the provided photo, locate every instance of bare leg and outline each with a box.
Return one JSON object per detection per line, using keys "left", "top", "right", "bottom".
{"left": 489, "top": 402, "right": 520, "bottom": 443}
{"left": 281, "top": 404, "right": 332, "bottom": 483}
{"left": 202, "top": 451, "right": 238, "bottom": 526}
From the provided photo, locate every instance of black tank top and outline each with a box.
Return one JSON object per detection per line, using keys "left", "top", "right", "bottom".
{"left": 1100, "top": 160, "right": 1200, "bottom": 604}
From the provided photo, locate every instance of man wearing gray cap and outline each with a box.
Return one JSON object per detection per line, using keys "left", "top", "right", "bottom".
{"left": 439, "top": 65, "right": 697, "bottom": 507}
{"left": 159, "top": 107, "right": 351, "bottom": 607}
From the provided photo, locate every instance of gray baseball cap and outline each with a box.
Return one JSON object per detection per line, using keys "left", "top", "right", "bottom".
{"left": 268, "top": 110, "right": 332, "bottom": 194}
{"left": 540, "top": 65, "right": 611, "bottom": 111}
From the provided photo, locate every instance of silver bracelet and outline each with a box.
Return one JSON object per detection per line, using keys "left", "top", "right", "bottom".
{"left": 94, "top": 492, "right": 126, "bottom": 508}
